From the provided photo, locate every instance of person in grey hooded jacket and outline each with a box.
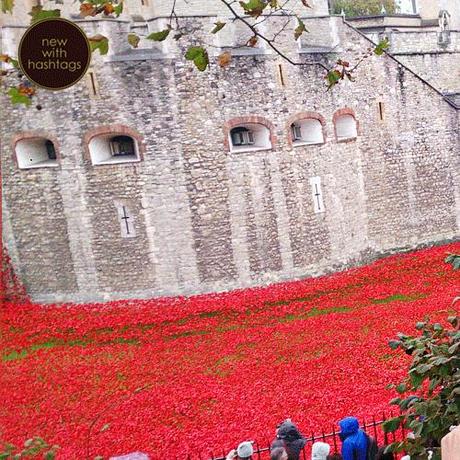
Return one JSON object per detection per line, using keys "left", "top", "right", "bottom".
{"left": 271, "top": 419, "right": 306, "bottom": 460}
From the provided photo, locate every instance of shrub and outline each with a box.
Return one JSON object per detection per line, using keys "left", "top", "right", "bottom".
{"left": 383, "top": 254, "right": 460, "bottom": 460}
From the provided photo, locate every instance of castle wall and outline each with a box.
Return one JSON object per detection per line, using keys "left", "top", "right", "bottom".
{"left": 417, "top": 0, "right": 460, "bottom": 29}
{"left": 365, "top": 29, "right": 460, "bottom": 94}
{"left": 394, "top": 51, "right": 460, "bottom": 94}
{"left": 0, "top": 0, "right": 329, "bottom": 26}
{"left": 1, "top": 16, "right": 459, "bottom": 303}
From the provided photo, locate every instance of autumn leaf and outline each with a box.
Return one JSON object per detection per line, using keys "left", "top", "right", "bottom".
{"left": 239, "top": 0, "right": 267, "bottom": 18}
{"left": 29, "top": 6, "right": 61, "bottom": 24}
{"left": 1, "top": 0, "right": 14, "bottom": 13}
{"left": 300, "top": 0, "right": 311, "bottom": 7}
{"left": 88, "top": 34, "right": 109, "bottom": 55}
{"left": 374, "top": 37, "right": 390, "bottom": 55}
{"left": 185, "top": 46, "right": 209, "bottom": 71}
{"left": 217, "top": 51, "right": 231, "bottom": 68}
{"left": 80, "top": 3, "right": 96, "bottom": 17}
{"left": 211, "top": 21, "right": 226, "bottom": 34}
{"left": 146, "top": 29, "right": 171, "bottom": 41}
{"left": 325, "top": 69, "right": 341, "bottom": 90}
{"left": 18, "top": 82, "right": 36, "bottom": 97}
{"left": 103, "top": 3, "right": 114, "bottom": 15}
{"left": 294, "top": 18, "right": 307, "bottom": 40}
{"left": 128, "top": 33, "right": 140, "bottom": 48}
{"left": 246, "top": 35, "right": 258, "bottom": 47}
{"left": 8, "top": 87, "right": 32, "bottom": 106}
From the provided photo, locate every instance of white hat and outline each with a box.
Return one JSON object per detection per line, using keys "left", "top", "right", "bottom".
{"left": 312, "top": 442, "right": 331, "bottom": 460}
{"left": 237, "top": 441, "right": 254, "bottom": 458}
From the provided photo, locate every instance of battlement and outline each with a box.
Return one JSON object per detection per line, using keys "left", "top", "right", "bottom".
{"left": 1, "top": 13, "right": 340, "bottom": 64}
{"left": 0, "top": 0, "right": 330, "bottom": 27}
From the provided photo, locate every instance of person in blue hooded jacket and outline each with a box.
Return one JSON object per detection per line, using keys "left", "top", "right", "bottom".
{"left": 338, "top": 417, "right": 368, "bottom": 460}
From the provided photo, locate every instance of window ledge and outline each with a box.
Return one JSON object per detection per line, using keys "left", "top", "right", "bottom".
{"left": 93, "top": 156, "right": 141, "bottom": 165}
{"left": 229, "top": 146, "right": 272, "bottom": 153}
{"left": 292, "top": 140, "right": 325, "bottom": 147}
{"left": 19, "top": 160, "right": 59, "bottom": 169}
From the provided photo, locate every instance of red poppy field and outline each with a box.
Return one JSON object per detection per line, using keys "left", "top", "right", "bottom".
{"left": 1, "top": 242, "right": 459, "bottom": 459}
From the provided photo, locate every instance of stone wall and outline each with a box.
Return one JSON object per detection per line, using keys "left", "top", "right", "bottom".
{"left": 358, "top": 30, "right": 460, "bottom": 94}
{"left": 1, "top": 15, "right": 459, "bottom": 303}
{"left": 0, "top": 0, "right": 330, "bottom": 26}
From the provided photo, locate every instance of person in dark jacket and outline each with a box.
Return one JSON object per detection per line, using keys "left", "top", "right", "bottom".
{"left": 327, "top": 454, "right": 343, "bottom": 460}
{"left": 271, "top": 419, "right": 306, "bottom": 460}
{"left": 338, "top": 417, "right": 368, "bottom": 460}
{"left": 375, "top": 447, "right": 394, "bottom": 460}
{"left": 271, "top": 447, "right": 288, "bottom": 460}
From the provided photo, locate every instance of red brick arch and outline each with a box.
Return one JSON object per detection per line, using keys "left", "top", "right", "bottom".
{"left": 11, "top": 130, "right": 62, "bottom": 169}
{"left": 223, "top": 115, "right": 277, "bottom": 151}
{"left": 332, "top": 108, "right": 359, "bottom": 143}
{"left": 83, "top": 124, "right": 145, "bottom": 162}
{"left": 286, "top": 111, "right": 327, "bottom": 146}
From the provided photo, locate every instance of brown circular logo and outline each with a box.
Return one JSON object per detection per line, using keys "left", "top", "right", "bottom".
{"left": 18, "top": 18, "right": 91, "bottom": 90}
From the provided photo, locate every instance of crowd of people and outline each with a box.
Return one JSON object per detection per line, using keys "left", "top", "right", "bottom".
{"left": 224, "top": 416, "right": 409, "bottom": 460}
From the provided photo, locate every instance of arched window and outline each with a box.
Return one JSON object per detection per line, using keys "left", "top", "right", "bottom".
{"left": 88, "top": 133, "right": 140, "bottom": 165}
{"left": 15, "top": 137, "right": 59, "bottom": 169}
{"left": 290, "top": 119, "right": 324, "bottom": 146}
{"left": 228, "top": 123, "right": 271, "bottom": 152}
{"left": 335, "top": 114, "right": 357, "bottom": 141}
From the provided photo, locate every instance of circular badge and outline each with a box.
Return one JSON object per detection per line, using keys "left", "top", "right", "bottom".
{"left": 18, "top": 18, "right": 91, "bottom": 90}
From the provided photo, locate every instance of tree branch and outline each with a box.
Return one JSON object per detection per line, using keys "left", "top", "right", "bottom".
{"left": 219, "top": 0, "right": 330, "bottom": 71}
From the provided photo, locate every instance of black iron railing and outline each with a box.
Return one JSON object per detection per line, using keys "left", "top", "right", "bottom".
{"left": 185, "top": 413, "right": 406, "bottom": 460}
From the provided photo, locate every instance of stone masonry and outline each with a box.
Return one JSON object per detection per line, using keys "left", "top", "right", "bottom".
{"left": 1, "top": 1, "right": 459, "bottom": 303}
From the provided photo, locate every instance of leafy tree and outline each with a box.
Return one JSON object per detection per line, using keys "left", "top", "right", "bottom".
{"left": 383, "top": 254, "right": 460, "bottom": 460}
{"left": 331, "top": 0, "right": 397, "bottom": 16}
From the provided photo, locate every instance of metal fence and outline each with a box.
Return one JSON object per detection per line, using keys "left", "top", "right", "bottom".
{"left": 187, "top": 413, "right": 406, "bottom": 460}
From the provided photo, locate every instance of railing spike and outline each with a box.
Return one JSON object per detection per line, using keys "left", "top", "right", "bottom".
{"left": 372, "top": 416, "right": 378, "bottom": 441}
{"left": 332, "top": 425, "right": 338, "bottom": 452}
{"left": 256, "top": 441, "right": 261, "bottom": 460}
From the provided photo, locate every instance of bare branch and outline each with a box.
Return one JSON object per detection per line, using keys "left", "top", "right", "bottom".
{"left": 219, "top": 0, "right": 330, "bottom": 71}
{"left": 270, "top": 17, "right": 292, "bottom": 42}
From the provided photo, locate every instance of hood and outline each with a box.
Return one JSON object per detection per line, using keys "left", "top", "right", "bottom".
{"left": 311, "top": 442, "right": 330, "bottom": 460}
{"left": 277, "top": 421, "right": 303, "bottom": 441}
{"left": 339, "top": 417, "right": 360, "bottom": 438}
